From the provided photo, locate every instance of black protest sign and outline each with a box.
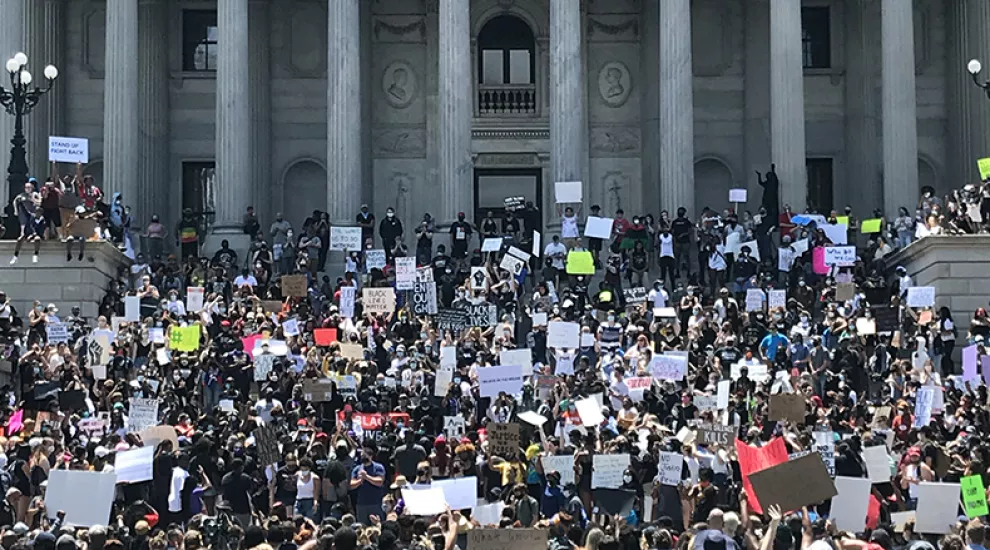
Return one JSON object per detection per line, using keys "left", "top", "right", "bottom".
{"left": 873, "top": 306, "right": 900, "bottom": 333}
{"left": 748, "top": 452, "right": 837, "bottom": 512}
{"left": 696, "top": 423, "right": 736, "bottom": 447}
{"left": 463, "top": 304, "right": 497, "bottom": 327}
{"left": 623, "top": 287, "right": 648, "bottom": 304}
{"left": 436, "top": 309, "right": 470, "bottom": 332}
{"left": 58, "top": 389, "right": 87, "bottom": 412}
{"left": 412, "top": 281, "right": 437, "bottom": 316}
{"left": 255, "top": 424, "right": 280, "bottom": 466}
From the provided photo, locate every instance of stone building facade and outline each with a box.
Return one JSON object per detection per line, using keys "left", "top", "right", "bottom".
{"left": 1, "top": 0, "right": 989, "bottom": 241}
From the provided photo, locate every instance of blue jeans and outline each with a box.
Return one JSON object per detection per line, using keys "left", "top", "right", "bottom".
{"left": 295, "top": 498, "right": 316, "bottom": 520}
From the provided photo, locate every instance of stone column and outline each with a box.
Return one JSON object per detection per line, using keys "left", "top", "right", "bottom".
{"left": 946, "top": 0, "right": 973, "bottom": 187}
{"left": 550, "top": 0, "right": 586, "bottom": 208}
{"left": 249, "top": 0, "right": 271, "bottom": 224}
{"left": 640, "top": 0, "right": 659, "bottom": 212}
{"left": 844, "top": 0, "right": 881, "bottom": 209}
{"left": 659, "top": 0, "right": 694, "bottom": 214}
{"left": 137, "top": 0, "right": 170, "bottom": 229}
{"left": 25, "top": 0, "right": 65, "bottom": 180}
{"left": 967, "top": 0, "right": 990, "bottom": 177}
{"left": 103, "top": 0, "right": 139, "bottom": 200}
{"left": 881, "top": 0, "right": 918, "bottom": 217}
{"left": 769, "top": 0, "right": 806, "bottom": 209}
{"left": 213, "top": 0, "right": 250, "bottom": 234}
{"left": 0, "top": 0, "right": 24, "bottom": 207}
{"left": 744, "top": 0, "right": 771, "bottom": 186}
{"left": 438, "top": 0, "right": 472, "bottom": 226}
{"left": 327, "top": 0, "right": 362, "bottom": 225}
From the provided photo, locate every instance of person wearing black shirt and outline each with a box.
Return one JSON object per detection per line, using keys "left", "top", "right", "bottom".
{"left": 379, "top": 208, "right": 403, "bottom": 263}
{"left": 502, "top": 211, "right": 520, "bottom": 240}
{"left": 392, "top": 431, "right": 427, "bottom": 480}
{"left": 212, "top": 239, "right": 238, "bottom": 268}
{"left": 220, "top": 458, "right": 254, "bottom": 528}
{"left": 689, "top": 468, "right": 719, "bottom": 524}
{"left": 669, "top": 208, "right": 694, "bottom": 279}
{"left": 356, "top": 205, "right": 376, "bottom": 247}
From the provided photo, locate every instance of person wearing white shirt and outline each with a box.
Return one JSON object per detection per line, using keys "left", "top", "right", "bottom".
{"left": 648, "top": 281, "right": 669, "bottom": 309}
{"left": 657, "top": 228, "right": 675, "bottom": 285}
{"left": 165, "top": 291, "right": 187, "bottom": 317}
{"left": 168, "top": 455, "right": 192, "bottom": 514}
{"left": 557, "top": 205, "right": 581, "bottom": 248}
{"left": 233, "top": 271, "right": 258, "bottom": 289}
{"left": 608, "top": 366, "right": 630, "bottom": 410}
{"left": 544, "top": 235, "right": 567, "bottom": 271}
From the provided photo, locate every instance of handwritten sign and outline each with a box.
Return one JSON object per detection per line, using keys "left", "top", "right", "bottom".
{"left": 468, "top": 530, "right": 548, "bottom": 550}
{"left": 487, "top": 423, "right": 520, "bottom": 458}
{"left": 127, "top": 398, "right": 159, "bottom": 432}
{"left": 650, "top": 354, "right": 688, "bottom": 381}
{"left": 329, "top": 226, "right": 362, "bottom": 251}
{"left": 365, "top": 249, "right": 386, "bottom": 272}
{"left": 46, "top": 322, "right": 70, "bottom": 344}
{"left": 281, "top": 274, "right": 308, "bottom": 297}
{"left": 395, "top": 257, "right": 416, "bottom": 290}
{"left": 768, "top": 289, "right": 786, "bottom": 310}
{"left": 962, "top": 475, "right": 989, "bottom": 518}
{"left": 697, "top": 423, "right": 736, "bottom": 447}
{"left": 658, "top": 452, "right": 683, "bottom": 486}
{"left": 362, "top": 288, "right": 396, "bottom": 315}
{"left": 592, "top": 454, "right": 630, "bottom": 489}
{"left": 907, "top": 286, "right": 936, "bottom": 308}
{"left": 823, "top": 246, "right": 856, "bottom": 267}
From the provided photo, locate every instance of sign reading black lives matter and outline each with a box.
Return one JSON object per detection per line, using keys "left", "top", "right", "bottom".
{"left": 463, "top": 304, "right": 498, "bottom": 327}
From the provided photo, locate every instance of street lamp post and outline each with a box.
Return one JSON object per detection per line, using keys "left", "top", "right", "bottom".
{"left": 968, "top": 58, "right": 990, "bottom": 99}
{"left": 0, "top": 51, "right": 57, "bottom": 237}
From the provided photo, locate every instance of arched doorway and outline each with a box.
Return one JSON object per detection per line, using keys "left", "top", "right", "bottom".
{"left": 477, "top": 14, "right": 537, "bottom": 115}
{"left": 693, "top": 158, "right": 734, "bottom": 217}
{"left": 918, "top": 157, "right": 938, "bottom": 195}
{"left": 282, "top": 160, "right": 327, "bottom": 233}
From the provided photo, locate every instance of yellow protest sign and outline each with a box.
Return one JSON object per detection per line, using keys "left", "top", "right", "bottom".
{"left": 861, "top": 218, "right": 882, "bottom": 233}
{"left": 836, "top": 216, "right": 849, "bottom": 226}
{"left": 566, "top": 250, "right": 595, "bottom": 275}
{"left": 169, "top": 325, "right": 200, "bottom": 352}
{"left": 979, "top": 158, "right": 990, "bottom": 180}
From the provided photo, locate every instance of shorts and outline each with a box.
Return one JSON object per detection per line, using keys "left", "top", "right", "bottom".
{"left": 43, "top": 207, "right": 61, "bottom": 228}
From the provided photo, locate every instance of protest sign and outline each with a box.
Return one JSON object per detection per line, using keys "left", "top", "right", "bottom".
{"left": 314, "top": 328, "right": 337, "bottom": 346}
{"left": 482, "top": 238, "right": 502, "bottom": 252}
{"left": 255, "top": 424, "right": 280, "bottom": 466}
{"left": 555, "top": 181, "right": 582, "bottom": 203}
{"left": 444, "top": 416, "right": 466, "bottom": 439}
{"left": 626, "top": 376, "right": 652, "bottom": 401}
{"left": 856, "top": 318, "right": 877, "bottom": 335}
{"left": 362, "top": 288, "right": 396, "bottom": 315}
{"left": 168, "top": 325, "right": 200, "bottom": 352}
{"left": 547, "top": 321, "right": 580, "bottom": 349}
{"left": 745, "top": 288, "right": 765, "bottom": 312}
{"left": 575, "top": 396, "right": 605, "bottom": 426}
{"left": 440, "top": 346, "right": 457, "bottom": 370}
{"left": 45, "top": 470, "right": 115, "bottom": 527}
{"left": 768, "top": 393, "right": 805, "bottom": 422}
{"left": 90, "top": 330, "right": 114, "bottom": 366}
{"left": 735, "top": 438, "right": 789, "bottom": 514}
{"left": 301, "top": 378, "right": 335, "bottom": 402}
{"left": 623, "top": 287, "right": 648, "bottom": 304}
{"left": 463, "top": 303, "right": 498, "bottom": 327}
{"left": 472, "top": 502, "right": 506, "bottom": 526}
{"left": 566, "top": 250, "right": 595, "bottom": 274}
{"left": 282, "top": 318, "right": 300, "bottom": 336}
{"left": 281, "top": 274, "right": 308, "bottom": 297}
{"left": 863, "top": 445, "right": 891, "bottom": 483}
{"left": 48, "top": 136, "right": 89, "bottom": 163}
{"left": 46, "top": 322, "right": 70, "bottom": 344}
{"left": 128, "top": 398, "right": 159, "bottom": 432}
{"left": 717, "top": 380, "right": 731, "bottom": 409}
{"left": 124, "top": 296, "right": 140, "bottom": 321}
{"left": 584, "top": 216, "right": 613, "bottom": 239}
{"left": 916, "top": 482, "right": 961, "bottom": 533}
{"left": 963, "top": 344, "right": 980, "bottom": 383}
{"left": 962, "top": 475, "right": 989, "bottom": 518}
{"left": 650, "top": 354, "right": 688, "bottom": 381}
{"left": 435, "top": 366, "right": 453, "bottom": 397}
{"left": 339, "top": 286, "right": 356, "bottom": 318}
{"left": 395, "top": 257, "right": 416, "bottom": 290}
{"left": 469, "top": 267, "right": 488, "bottom": 291}
{"left": 820, "top": 223, "right": 848, "bottom": 244}
{"left": 365, "top": 249, "right": 386, "bottom": 271}
{"left": 658, "top": 452, "right": 683, "bottom": 486}
{"left": 824, "top": 246, "right": 856, "bottom": 267}
{"left": 184, "top": 287, "right": 204, "bottom": 312}
{"left": 861, "top": 218, "right": 882, "bottom": 233}
{"left": 518, "top": 411, "right": 547, "bottom": 426}
{"left": 747, "top": 452, "right": 837, "bottom": 513}
{"left": 78, "top": 418, "right": 106, "bottom": 437}
{"left": 499, "top": 253, "right": 525, "bottom": 276}
{"left": 542, "top": 455, "right": 575, "bottom": 486}
{"left": 478, "top": 364, "right": 523, "bottom": 397}
{"left": 914, "top": 386, "right": 935, "bottom": 427}
{"left": 831, "top": 477, "right": 872, "bottom": 531}
{"left": 330, "top": 226, "right": 362, "bottom": 250}
{"left": 907, "top": 286, "right": 936, "bottom": 308}
{"left": 435, "top": 308, "right": 469, "bottom": 331}
{"left": 139, "top": 426, "right": 178, "bottom": 451}
{"left": 432, "top": 477, "right": 478, "bottom": 511}
{"left": 487, "top": 422, "right": 520, "bottom": 458}
{"left": 697, "top": 423, "right": 736, "bottom": 447}
{"left": 814, "top": 430, "right": 836, "bottom": 477}
{"left": 532, "top": 230, "right": 541, "bottom": 255}
{"left": 980, "top": 158, "right": 990, "bottom": 180}
{"left": 402, "top": 487, "right": 447, "bottom": 516}
{"left": 532, "top": 312, "right": 548, "bottom": 326}
{"left": 114, "top": 446, "right": 154, "bottom": 483}
{"left": 592, "top": 454, "right": 630, "bottom": 489}
{"left": 254, "top": 354, "right": 275, "bottom": 381}
{"left": 729, "top": 188, "right": 747, "bottom": 203}
{"left": 695, "top": 394, "right": 717, "bottom": 411}
{"left": 468, "top": 530, "right": 547, "bottom": 550}
{"left": 411, "top": 281, "right": 437, "bottom": 315}
{"left": 873, "top": 306, "right": 900, "bottom": 332}
{"left": 768, "top": 289, "right": 786, "bottom": 310}
{"left": 499, "top": 348, "right": 532, "bottom": 376}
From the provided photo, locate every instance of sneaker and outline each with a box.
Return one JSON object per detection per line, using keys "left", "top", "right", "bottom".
{"left": 66, "top": 254, "right": 71, "bottom": 262}
{"left": 32, "top": 255, "right": 37, "bottom": 263}
{"left": 8, "top": 256, "right": 16, "bottom": 265}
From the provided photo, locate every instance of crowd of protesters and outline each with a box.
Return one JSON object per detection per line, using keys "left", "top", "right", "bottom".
{"left": 0, "top": 167, "right": 989, "bottom": 550}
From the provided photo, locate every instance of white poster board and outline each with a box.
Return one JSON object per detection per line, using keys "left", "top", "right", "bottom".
{"left": 820, "top": 223, "right": 849, "bottom": 245}
{"left": 907, "top": 287, "right": 936, "bottom": 308}
{"left": 48, "top": 136, "right": 89, "bottom": 163}
{"left": 592, "top": 454, "right": 630, "bottom": 489}
{"left": 831, "top": 477, "right": 872, "bottom": 532}
{"left": 500, "top": 348, "right": 533, "bottom": 376}
{"left": 45, "top": 470, "right": 116, "bottom": 526}
{"left": 114, "top": 445, "right": 154, "bottom": 483}
{"left": 395, "top": 257, "right": 417, "bottom": 290}
{"left": 584, "top": 216, "right": 614, "bottom": 239}
{"left": 127, "top": 397, "right": 159, "bottom": 432}
{"left": 547, "top": 321, "right": 580, "bottom": 349}
{"left": 915, "top": 482, "right": 962, "bottom": 534}
{"left": 658, "top": 452, "right": 684, "bottom": 486}
{"left": 768, "top": 289, "right": 786, "bottom": 310}
{"left": 650, "top": 354, "right": 688, "bottom": 381}
{"left": 477, "top": 364, "right": 524, "bottom": 398}
{"left": 823, "top": 246, "right": 856, "bottom": 267}
{"left": 330, "top": 227, "right": 362, "bottom": 251}
{"left": 555, "top": 181, "right": 582, "bottom": 203}
{"left": 124, "top": 296, "right": 141, "bottom": 322}
{"left": 339, "top": 286, "right": 355, "bottom": 318}
{"left": 186, "top": 287, "right": 205, "bottom": 312}
{"left": 863, "top": 445, "right": 891, "bottom": 483}
{"left": 729, "top": 188, "right": 747, "bottom": 203}
{"left": 542, "top": 455, "right": 575, "bottom": 486}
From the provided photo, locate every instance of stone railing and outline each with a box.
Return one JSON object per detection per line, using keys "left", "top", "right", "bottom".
{"left": 477, "top": 84, "right": 537, "bottom": 116}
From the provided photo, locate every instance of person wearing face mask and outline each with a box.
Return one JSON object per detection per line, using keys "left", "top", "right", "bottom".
{"left": 350, "top": 443, "right": 386, "bottom": 525}
{"left": 355, "top": 204, "right": 376, "bottom": 246}
{"left": 449, "top": 212, "right": 473, "bottom": 264}
{"left": 292, "top": 457, "right": 321, "bottom": 520}
{"left": 379, "top": 207, "right": 403, "bottom": 264}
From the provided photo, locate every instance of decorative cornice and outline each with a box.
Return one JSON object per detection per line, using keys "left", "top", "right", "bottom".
{"left": 587, "top": 17, "right": 638, "bottom": 37}
{"left": 373, "top": 18, "right": 427, "bottom": 41}
{"left": 472, "top": 128, "right": 550, "bottom": 140}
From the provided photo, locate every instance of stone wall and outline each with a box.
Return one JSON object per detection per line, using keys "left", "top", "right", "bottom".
{"left": 888, "top": 235, "right": 990, "bottom": 321}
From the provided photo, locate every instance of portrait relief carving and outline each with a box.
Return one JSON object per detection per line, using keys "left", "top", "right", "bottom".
{"left": 597, "top": 62, "right": 632, "bottom": 107}
{"left": 382, "top": 61, "right": 418, "bottom": 109}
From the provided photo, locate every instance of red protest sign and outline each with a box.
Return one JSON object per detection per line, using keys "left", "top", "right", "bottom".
{"left": 314, "top": 328, "right": 338, "bottom": 346}
{"left": 735, "top": 437, "right": 788, "bottom": 514}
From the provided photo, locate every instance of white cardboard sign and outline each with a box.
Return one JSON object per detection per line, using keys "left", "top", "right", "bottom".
{"left": 48, "top": 136, "right": 89, "bottom": 163}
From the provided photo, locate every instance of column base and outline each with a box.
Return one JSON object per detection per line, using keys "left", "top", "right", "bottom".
{"left": 203, "top": 227, "right": 251, "bottom": 271}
